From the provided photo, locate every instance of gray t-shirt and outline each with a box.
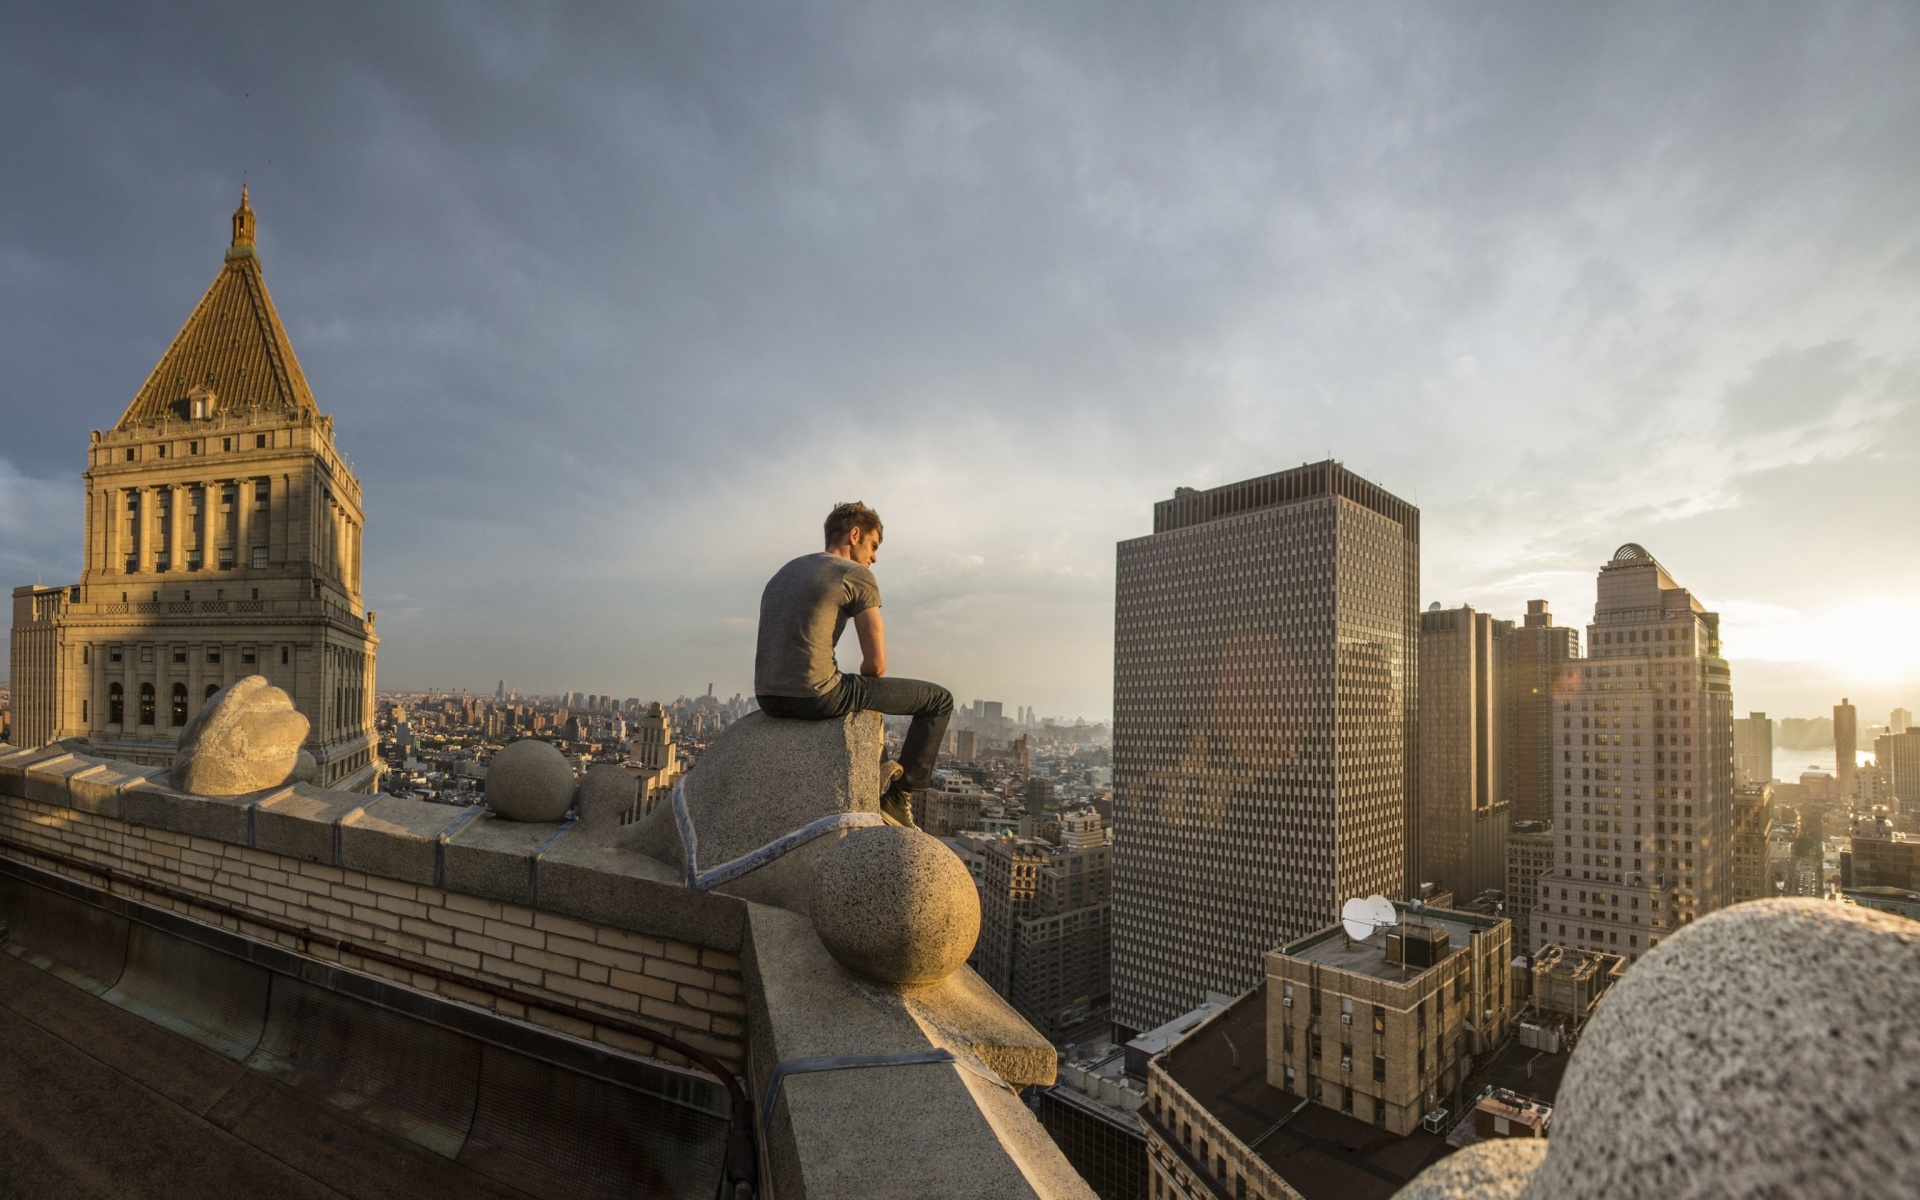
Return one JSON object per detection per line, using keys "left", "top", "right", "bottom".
{"left": 755, "top": 553, "right": 882, "bottom": 697}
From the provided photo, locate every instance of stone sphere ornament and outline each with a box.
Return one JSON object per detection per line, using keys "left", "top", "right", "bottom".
{"left": 485, "top": 739, "right": 577, "bottom": 822}
{"left": 809, "top": 826, "right": 980, "bottom": 987}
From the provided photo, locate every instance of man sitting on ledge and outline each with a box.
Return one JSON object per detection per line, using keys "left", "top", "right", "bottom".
{"left": 755, "top": 501, "right": 953, "bottom": 828}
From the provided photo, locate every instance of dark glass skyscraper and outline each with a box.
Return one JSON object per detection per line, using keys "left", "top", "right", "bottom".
{"left": 1110, "top": 461, "right": 1418, "bottom": 1035}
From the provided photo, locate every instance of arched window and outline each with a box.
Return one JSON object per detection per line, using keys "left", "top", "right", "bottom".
{"left": 139, "top": 683, "right": 156, "bottom": 725}
{"left": 171, "top": 683, "right": 188, "bottom": 727}
{"left": 205, "top": 683, "right": 220, "bottom": 701}
{"left": 109, "top": 683, "right": 124, "bottom": 725}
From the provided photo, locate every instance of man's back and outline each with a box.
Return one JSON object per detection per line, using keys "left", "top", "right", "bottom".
{"left": 755, "top": 552, "right": 881, "bottom": 699}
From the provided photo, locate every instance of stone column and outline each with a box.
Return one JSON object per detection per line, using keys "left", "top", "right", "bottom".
{"left": 234, "top": 478, "right": 251, "bottom": 570}
{"left": 167, "top": 485, "right": 183, "bottom": 576}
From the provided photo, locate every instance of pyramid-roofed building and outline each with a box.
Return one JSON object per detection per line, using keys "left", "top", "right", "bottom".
{"left": 10, "top": 191, "right": 379, "bottom": 790}
{"left": 116, "top": 188, "right": 321, "bottom": 428}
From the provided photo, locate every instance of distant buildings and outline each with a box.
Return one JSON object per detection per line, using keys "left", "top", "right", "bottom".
{"left": 1540, "top": 544, "right": 1735, "bottom": 964}
{"left": 974, "top": 811, "right": 1114, "bottom": 1039}
{"left": 1835, "top": 698, "right": 1858, "bottom": 800}
{"left": 1111, "top": 462, "right": 1418, "bottom": 1036}
{"left": 1506, "top": 822, "right": 1556, "bottom": 955}
{"left": 1138, "top": 903, "right": 1512, "bottom": 1200}
{"left": 1733, "top": 712, "right": 1774, "bottom": 785}
{"left": 1876, "top": 726, "right": 1920, "bottom": 817}
{"left": 1417, "top": 604, "right": 1513, "bottom": 904}
{"left": 8, "top": 192, "right": 379, "bottom": 791}
{"left": 1845, "top": 815, "right": 1919, "bottom": 891}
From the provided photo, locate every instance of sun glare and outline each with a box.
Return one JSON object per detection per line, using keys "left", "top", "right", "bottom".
{"left": 1723, "top": 598, "right": 1920, "bottom": 683}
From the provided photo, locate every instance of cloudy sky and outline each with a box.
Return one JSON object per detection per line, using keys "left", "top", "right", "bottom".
{"left": 2, "top": 2, "right": 1916, "bottom": 725}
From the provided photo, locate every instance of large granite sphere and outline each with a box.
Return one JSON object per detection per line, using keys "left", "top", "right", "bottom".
{"left": 809, "top": 826, "right": 980, "bottom": 987}
{"left": 486, "top": 739, "right": 576, "bottom": 822}
{"left": 1509, "top": 899, "right": 1920, "bottom": 1200}
{"left": 170, "top": 676, "right": 309, "bottom": 796}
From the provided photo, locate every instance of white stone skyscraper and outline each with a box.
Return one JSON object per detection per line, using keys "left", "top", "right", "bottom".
{"left": 1538, "top": 544, "right": 1734, "bottom": 964}
{"left": 1110, "top": 461, "right": 1418, "bottom": 1036}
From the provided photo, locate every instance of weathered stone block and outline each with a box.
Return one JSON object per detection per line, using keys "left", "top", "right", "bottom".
{"left": 444, "top": 811, "right": 568, "bottom": 905}
{"left": 121, "top": 778, "right": 256, "bottom": 843}
{"left": 625, "top": 710, "right": 885, "bottom": 914}
{"left": 744, "top": 903, "right": 1086, "bottom": 1200}
{"left": 19, "top": 752, "right": 97, "bottom": 806}
{"left": 536, "top": 836, "right": 746, "bottom": 952}
{"left": 66, "top": 759, "right": 164, "bottom": 818}
{"left": 576, "top": 763, "right": 642, "bottom": 835}
{"left": 251, "top": 784, "right": 368, "bottom": 864}
{"left": 0, "top": 745, "right": 65, "bottom": 796}
{"left": 170, "top": 676, "right": 309, "bottom": 796}
{"left": 339, "top": 796, "right": 469, "bottom": 885}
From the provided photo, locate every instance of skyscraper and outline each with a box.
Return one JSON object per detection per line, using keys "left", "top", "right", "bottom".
{"left": 1835, "top": 698, "right": 1858, "bottom": 799}
{"left": 8, "top": 192, "right": 380, "bottom": 790}
{"left": 1538, "top": 544, "right": 1734, "bottom": 964}
{"left": 1733, "top": 712, "right": 1774, "bottom": 785}
{"left": 1509, "top": 600, "right": 1580, "bottom": 823}
{"left": 1417, "top": 604, "right": 1513, "bottom": 902}
{"left": 1111, "top": 461, "right": 1418, "bottom": 1035}
{"left": 1892, "top": 708, "right": 1913, "bottom": 737}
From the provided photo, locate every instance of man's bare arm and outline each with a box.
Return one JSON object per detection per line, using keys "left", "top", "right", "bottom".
{"left": 854, "top": 607, "right": 887, "bottom": 677}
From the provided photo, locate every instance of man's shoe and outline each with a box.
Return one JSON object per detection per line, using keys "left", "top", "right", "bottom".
{"left": 880, "top": 760, "right": 905, "bottom": 792}
{"left": 880, "top": 788, "right": 917, "bottom": 829}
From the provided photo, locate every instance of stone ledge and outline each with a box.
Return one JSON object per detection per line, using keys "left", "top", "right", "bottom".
{"left": 253, "top": 783, "right": 371, "bottom": 863}
{"left": 0, "top": 743, "right": 748, "bottom": 957}
{"left": 1, "top": 740, "right": 1091, "bottom": 1198}
{"left": 537, "top": 835, "right": 747, "bottom": 954}
{"left": 338, "top": 794, "right": 468, "bottom": 884}
{"left": 744, "top": 902, "right": 1086, "bottom": 1200}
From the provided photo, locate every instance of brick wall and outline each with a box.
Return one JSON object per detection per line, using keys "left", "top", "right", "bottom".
{"left": 0, "top": 783, "right": 744, "bottom": 1072}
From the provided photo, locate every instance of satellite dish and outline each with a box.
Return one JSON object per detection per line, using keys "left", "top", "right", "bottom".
{"left": 1342, "top": 895, "right": 1397, "bottom": 942}
{"left": 1341, "top": 898, "right": 1373, "bottom": 942}
{"left": 1366, "top": 895, "right": 1398, "bottom": 933}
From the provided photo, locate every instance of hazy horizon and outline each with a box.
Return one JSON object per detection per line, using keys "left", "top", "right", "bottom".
{"left": 3, "top": 3, "right": 1917, "bottom": 723}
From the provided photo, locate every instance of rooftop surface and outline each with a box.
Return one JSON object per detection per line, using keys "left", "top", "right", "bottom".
{"left": 0, "top": 947, "right": 528, "bottom": 1200}
{"left": 1285, "top": 909, "right": 1492, "bottom": 982}
{"left": 1157, "top": 985, "right": 1449, "bottom": 1200}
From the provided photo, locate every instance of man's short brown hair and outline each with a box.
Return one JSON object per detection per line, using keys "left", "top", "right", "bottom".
{"left": 825, "top": 502, "right": 883, "bottom": 547}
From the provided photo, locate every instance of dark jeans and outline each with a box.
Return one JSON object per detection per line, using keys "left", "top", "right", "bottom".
{"left": 758, "top": 675, "right": 953, "bottom": 794}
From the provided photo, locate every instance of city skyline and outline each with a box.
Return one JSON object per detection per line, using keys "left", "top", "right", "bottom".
{"left": 3, "top": 4, "right": 1918, "bottom": 721}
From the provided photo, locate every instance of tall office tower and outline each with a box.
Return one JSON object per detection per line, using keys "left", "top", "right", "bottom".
{"left": 1509, "top": 600, "right": 1580, "bottom": 823}
{"left": 1730, "top": 782, "right": 1773, "bottom": 903}
{"left": 1893, "top": 708, "right": 1913, "bottom": 737}
{"left": 1538, "top": 544, "right": 1734, "bottom": 966}
{"left": 1417, "top": 604, "right": 1514, "bottom": 902}
{"left": 8, "top": 192, "right": 380, "bottom": 791}
{"left": 1733, "top": 712, "right": 1774, "bottom": 785}
{"left": 1111, "top": 461, "right": 1418, "bottom": 1035}
{"left": 1834, "top": 698, "right": 1858, "bottom": 799}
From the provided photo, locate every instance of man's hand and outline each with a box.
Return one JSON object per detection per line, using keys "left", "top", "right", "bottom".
{"left": 854, "top": 607, "right": 887, "bottom": 677}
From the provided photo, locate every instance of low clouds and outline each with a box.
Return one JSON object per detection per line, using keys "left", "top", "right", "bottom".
{"left": 1, "top": 1, "right": 1917, "bottom": 718}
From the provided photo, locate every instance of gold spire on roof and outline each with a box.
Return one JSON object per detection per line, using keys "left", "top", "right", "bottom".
{"left": 229, "top": 185, "right": 256, "bottom": 256}
{"left": 115, "top": 191, "right": 320, "bottom": 430}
